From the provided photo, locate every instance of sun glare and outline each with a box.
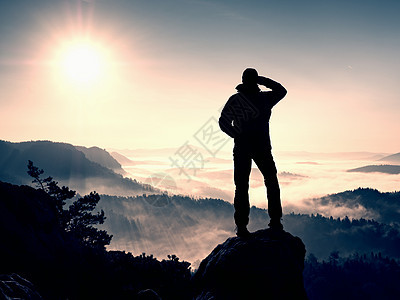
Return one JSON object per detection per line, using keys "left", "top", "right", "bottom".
{"left": 59, "top": 41, "right": 105, "bottom": 84}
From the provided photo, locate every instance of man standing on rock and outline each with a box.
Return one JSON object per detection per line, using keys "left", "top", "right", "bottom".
{"left": 219, "top": 68, "right": 287, "bottom": 237}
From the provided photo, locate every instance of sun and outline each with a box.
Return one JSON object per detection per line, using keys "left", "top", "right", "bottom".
{"left": 59, "top": 40, "right": 105, "bottom": 84}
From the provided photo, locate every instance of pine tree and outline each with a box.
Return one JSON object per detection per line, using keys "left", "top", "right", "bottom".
{"left": 27, "top": 160, "right": 112, "bottom": 250}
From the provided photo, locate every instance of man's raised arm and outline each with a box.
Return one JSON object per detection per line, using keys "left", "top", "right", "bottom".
{"left": 258, "top": 76, "right": 287, "bottom": 106}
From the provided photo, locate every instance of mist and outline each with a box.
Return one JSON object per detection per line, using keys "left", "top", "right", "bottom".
{"left": 114, "top": 148, "right": 399, "bottom": 221}
{"left": 98, "top": 192, "right": 400, "bottom": 268}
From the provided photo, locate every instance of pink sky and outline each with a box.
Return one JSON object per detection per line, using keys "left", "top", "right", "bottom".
{"left": 1, "top": 0, "right": 399, "bottom": 153}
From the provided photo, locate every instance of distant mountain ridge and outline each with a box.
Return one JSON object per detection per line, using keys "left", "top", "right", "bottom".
{"left": 110, "top": 151, "right": 136, "bottom": 166}
{"left": 378, "top": 152, "right": 400, "bottom": 163}
{"left": 311, "top": 188, "right": 400, "bottom": 224}
{"left": 75, "top": 146, "right": 126, "bottom": 175}
{"left": 0, "top": 140, "right": 155, "bottom": 195}
{"left": 2, "top": 140, "right": 399, "bottom": 264}
{"left": 347, "top": 164, "right": 400, "bottom": 175}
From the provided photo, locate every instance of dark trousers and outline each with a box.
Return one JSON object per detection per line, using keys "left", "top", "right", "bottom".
{"left": 233, "top": 141, "right": 282, "bottom": 227}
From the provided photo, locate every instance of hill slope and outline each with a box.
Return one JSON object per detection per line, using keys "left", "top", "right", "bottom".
{"left": 347, "top": 164, "right": 400, "bottom": 175}
{"left": 378, "top": 152, "right": 400, "bottom": 163}
{"left": 0, "top": 140, "right": 154, "bottom": 195}
{"left": 75, "top": 145, "right": 125, "bottom": 174}
{"left": 309, "top": 188, "right": 400, "bottom": 224}
{"left": 0, "top": 181, "right": 192, "bottom": 299}
{"left": 110, "top": 151, "right": 137, "bottom": 166}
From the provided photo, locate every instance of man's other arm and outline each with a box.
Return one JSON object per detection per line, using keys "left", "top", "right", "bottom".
{"left": 219, "top": 97, "right": 237, "bottom": 138}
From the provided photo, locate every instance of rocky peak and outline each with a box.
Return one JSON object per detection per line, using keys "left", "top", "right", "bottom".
{"left": 193, "top": 228, "right": 308, "bottom": 299}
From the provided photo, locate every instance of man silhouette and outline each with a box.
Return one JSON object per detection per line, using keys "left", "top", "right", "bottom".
{"left": 219, "top": 68, "right": 287, "bottom": 237}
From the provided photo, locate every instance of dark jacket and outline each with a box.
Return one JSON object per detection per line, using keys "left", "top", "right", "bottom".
{"left": 219, "top": 77, "right": 287, "bottom": 148}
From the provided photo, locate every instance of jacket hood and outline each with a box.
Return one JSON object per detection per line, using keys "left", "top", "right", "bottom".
{"left": 236, "top": 83, "right": 260, "bottom": 94}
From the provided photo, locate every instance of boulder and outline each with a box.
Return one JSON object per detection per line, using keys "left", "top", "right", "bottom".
{"left": 0, "top": 273, "right": 43, "bottom": 299}
{"left": 137, "top": 288, "right": 162, "bottom": 299}
{"left": 193, "top": 228, "right": 308, "bottom": 299}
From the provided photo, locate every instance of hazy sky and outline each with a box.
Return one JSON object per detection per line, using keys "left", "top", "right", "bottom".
{"left": 1, "top": 0, "right": 399, "bottom": 153}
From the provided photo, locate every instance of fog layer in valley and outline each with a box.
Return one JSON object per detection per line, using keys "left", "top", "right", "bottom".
{"left": 113, "top": 147, "right": 399, "bottom": 220}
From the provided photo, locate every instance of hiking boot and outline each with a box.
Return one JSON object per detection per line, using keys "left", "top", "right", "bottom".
{"left": 236, "top": 226, "right": 251, "bottom": 238}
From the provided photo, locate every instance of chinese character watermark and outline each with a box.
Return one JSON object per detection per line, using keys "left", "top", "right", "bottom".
{"left": 193, "top": 117, "right": 230, "bottom": 157}
{"left": 169, "top": 141, "right": 206, "bottom": 180}
{"left": 169, "top": 93, "right": 259, "bottom": 181}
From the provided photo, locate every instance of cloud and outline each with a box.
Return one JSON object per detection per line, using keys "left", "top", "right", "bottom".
{"left": 279, "top": 171, "right": 308, "bottom": 179}
{"left": 296, "top": 161, "right": 320, "bottom": 165}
